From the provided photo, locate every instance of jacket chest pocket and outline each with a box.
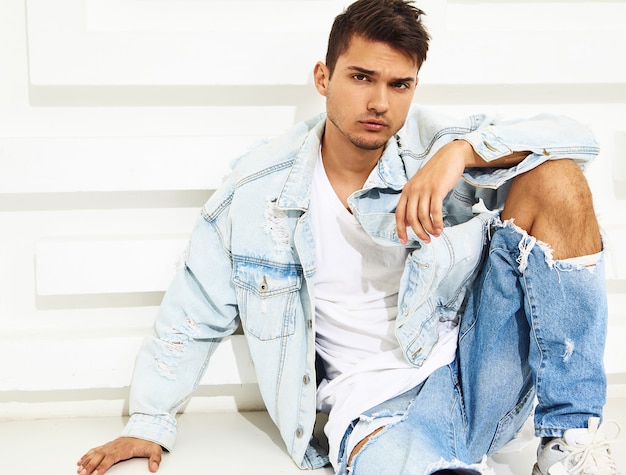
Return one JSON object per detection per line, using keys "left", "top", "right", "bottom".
{"left": 232, "top": 261, "right": 302, "bottom": 341}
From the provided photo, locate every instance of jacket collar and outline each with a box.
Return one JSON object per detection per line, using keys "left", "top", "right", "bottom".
{"left": 275, "top": 114, "right": 409, "bottom": 211}
{"left": 275, "top": 117, "right": 325, "bottom": 211}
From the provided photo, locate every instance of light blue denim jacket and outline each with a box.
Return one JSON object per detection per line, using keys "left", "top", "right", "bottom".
{"left": 122, "top": 107, "right": 599, "bottom": 469}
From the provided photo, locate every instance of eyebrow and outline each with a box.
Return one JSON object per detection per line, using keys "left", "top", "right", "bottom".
{"left": 347, "top": 65, "right": 416, "bottom": 84}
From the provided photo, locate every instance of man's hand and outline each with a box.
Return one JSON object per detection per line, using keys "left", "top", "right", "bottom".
{"left": 395, "top": 140, "right": 470, "bottom": 244}
{"left": 77, "top": 437, "right": 162, "bottom": 475}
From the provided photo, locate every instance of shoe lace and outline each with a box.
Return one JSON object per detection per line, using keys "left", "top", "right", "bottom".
{"left": 561, "top": 420, "right": 621, "bottom": 474}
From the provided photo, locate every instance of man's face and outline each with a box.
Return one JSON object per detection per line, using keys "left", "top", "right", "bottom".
{"left": 315, "top": 35, "right": 419, "bottom": 153}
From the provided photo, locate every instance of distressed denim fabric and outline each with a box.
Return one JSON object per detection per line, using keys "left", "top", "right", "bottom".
{"left": 121, "top": 107, "right": 600, "bottom": 469}
{"left": 459, "top": 220, "right": 608, "bottom": 450}
{"left": 337, "top": 220, "right": 608, "bottom": 474}
{"left": 337, "top": 366, "right": 492, "bottom": 475}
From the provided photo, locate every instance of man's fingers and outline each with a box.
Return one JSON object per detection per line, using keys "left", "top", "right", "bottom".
{"left": 416, "top": 198, "right": 435, "bottom": 240}
{"left": 405, "top": 194, "right": 429, "bottom": 243}
{"left": 395, "top": 194, "right": 409, "bottom": 243}
{"left": 92, "top": 455, "right": 116, "bottom": 475}
{"left": 428, "top": 199, "right": 444, "bottom": 236}
{"left": 396, "top": 187, "right": 445, "bottom": 244}
{"left": 77, "top": 438, "right": 162, "bottom": 475}
{"left": 397, "top": 190, "right": 434, "bottom": 243}
{"left": 77, "top": 450, "right": 102, "bottom": 475}
{"left": 148, "top": 448, "right": 162, "bottom": 473}
{"left": 77, "top": 451, "right": 113, "bottom": 475}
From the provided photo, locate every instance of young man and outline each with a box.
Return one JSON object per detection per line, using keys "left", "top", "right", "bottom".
{"left": 77, "top": 1, "right": 618, "bottom": 474}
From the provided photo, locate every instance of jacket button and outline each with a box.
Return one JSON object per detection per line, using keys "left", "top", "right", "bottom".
{"left": 307, "top": 320, "right": 313, "bottom": 329}
{"left": 303, "top": 374, "right": 310, "bottom": 385}
{"left": 295, "top": 427, "right": 304, "bottom": 438}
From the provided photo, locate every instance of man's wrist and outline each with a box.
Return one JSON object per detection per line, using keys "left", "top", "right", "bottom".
{"left": 455, "top": 139, "right": 483, "bottom": 168}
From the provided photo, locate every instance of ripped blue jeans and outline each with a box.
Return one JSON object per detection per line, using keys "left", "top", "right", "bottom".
{"left": 337, "top": 220, "right": 608, "bottom": 475}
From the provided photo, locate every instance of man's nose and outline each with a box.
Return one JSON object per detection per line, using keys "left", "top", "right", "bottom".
{"left": 367, "top": 85, "right": 389, "bottom": 114}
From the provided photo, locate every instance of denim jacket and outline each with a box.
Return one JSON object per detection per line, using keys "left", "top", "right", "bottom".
{"left": 122, "top": 107, "right": 599, "bottom": 469}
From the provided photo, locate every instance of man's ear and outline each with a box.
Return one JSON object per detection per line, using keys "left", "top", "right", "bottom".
{"left": 313, "top": 62, "right": 330, "bottom": 97}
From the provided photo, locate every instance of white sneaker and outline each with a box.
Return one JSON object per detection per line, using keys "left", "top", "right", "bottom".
{"left": 532, "top": 418, "right": 620, "bottom": 475}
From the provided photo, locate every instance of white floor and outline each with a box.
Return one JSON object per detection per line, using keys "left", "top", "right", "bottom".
{"left": 2, "top": 397, "right": 625, "bottom": 475}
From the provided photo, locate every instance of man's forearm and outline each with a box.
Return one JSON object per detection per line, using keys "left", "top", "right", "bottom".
{"left": 459, "top": 139, "right": 530, "bottom": 169}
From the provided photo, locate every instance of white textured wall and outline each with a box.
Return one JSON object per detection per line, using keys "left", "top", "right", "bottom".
{"left": 1, "top": 0, "right": 625, "bottom": 421}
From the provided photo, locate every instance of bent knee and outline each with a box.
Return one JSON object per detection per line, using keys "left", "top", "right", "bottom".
{"left": 516, "top": 159, "right": 589, "bottom": 199}
{"left": 502, "top": 159, "right": 601, "bottom": 258}
{"left": 503, "top": 159, "right": 594, "bottom": 222}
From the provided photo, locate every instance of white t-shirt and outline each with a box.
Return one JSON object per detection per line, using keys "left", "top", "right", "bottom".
{"left": 310, "top": 152, "right": 458, "bottom": 467}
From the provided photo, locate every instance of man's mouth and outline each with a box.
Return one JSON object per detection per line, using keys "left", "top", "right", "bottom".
{"left": 360, "top": 119, "right": 388, "bottom": 131}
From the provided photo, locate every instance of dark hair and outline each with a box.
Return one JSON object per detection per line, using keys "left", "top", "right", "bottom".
{"left": 325, "top": 0, "right": 430, "bottom": 76}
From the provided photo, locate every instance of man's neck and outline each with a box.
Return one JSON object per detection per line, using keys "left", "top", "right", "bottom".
{"left": 320, "top": 128, "right": 383, "bottom": 209}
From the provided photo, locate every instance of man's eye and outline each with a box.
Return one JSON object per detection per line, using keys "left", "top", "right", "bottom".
{"left": 393, "top": 82, "right": 410, "bottom": 89}
{"left": 353, "top": 74, "right": 369, "bottom": 81}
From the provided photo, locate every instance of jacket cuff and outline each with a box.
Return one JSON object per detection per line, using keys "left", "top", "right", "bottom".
{"left": 121, "top": 413, "right": 177, "bottom": 452}
{"left": 460, "top": 130, "right": 516, "bottom": 162}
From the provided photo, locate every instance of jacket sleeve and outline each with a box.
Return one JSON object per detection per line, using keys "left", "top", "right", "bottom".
{"left": 459, "top": 112, "right": 600, "bottom": 190}
{"left": 121, "top": 190, "right": 240, "bottom": 451}
{"left": 400, "top": 106, "right": 601, "bottom": 222}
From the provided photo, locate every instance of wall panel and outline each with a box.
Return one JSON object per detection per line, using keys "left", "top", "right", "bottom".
{"left": 1, "top": 0, "right": 624, "bottom": 420}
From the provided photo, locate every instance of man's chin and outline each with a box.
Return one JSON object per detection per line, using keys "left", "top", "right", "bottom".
{"left": 350, "top": 136, "right": 389, "bottom": 151}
